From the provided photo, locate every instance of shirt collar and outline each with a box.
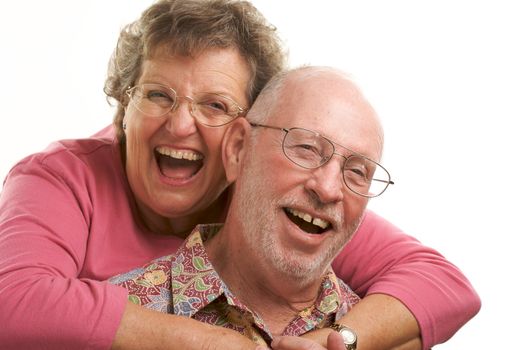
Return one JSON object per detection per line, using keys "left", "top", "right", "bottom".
{"left": 170, "top": 223, "right": 358, "bottom": 334}
{"left": 170, "top": 224, "right": 225, "bottom": 317}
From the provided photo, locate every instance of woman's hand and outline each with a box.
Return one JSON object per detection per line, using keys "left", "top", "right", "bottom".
{"left": 270, "top": 332, "right": 346, "bottom": 350}
{"left": 296, "top": 294, "right": 422, "bottom": 350}
{"left": 112, "top": 301, "right": 264, "bottom": 350}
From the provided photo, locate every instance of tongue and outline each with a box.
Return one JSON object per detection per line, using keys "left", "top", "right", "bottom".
{"left": 158, "top": 155, "right": 202, "bottom": 179}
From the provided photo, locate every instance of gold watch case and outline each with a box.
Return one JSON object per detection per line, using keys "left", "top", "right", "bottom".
{"left": 330, "top": 323, "right": 357, "bottom": 350}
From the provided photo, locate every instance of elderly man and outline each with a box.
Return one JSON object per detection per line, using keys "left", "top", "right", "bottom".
{"left": 110, "top": 66, "right": 394, "bottom": 350}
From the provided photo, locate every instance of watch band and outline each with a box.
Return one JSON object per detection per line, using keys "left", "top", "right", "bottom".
{"left": 329, "top": 323, "right": 358, "bottom": 350}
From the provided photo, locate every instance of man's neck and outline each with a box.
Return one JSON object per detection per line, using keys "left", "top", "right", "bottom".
{"left": 205, "top": 223, "right": 324, "bottom": 336}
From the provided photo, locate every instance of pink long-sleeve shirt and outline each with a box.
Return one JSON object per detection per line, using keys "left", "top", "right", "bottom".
{"left": 0, "top": 126, "right": 480, "bottom": 349}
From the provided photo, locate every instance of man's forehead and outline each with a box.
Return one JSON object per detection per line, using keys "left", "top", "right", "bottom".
{"left": 269, "top": 82, "right": 382, "bottom": 158}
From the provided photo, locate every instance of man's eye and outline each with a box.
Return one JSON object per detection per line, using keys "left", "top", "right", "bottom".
{"left": 297, "top": 144, "right": 318, "bottom": 152}
{"left": 290, "top": 144, "right": 323, "bottom": 159}
{"left": 344, "top": 163, "right": 372, "bottom": 187}
{"left": 347, "top": 167, "right": 367, "bottom": 178}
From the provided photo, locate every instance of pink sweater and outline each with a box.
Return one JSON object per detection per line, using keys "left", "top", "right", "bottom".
{"left": 0, "top": 126, "right": 480, "bottom": 349}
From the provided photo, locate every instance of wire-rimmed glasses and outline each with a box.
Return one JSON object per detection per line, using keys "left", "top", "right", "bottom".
{"left": 250, "top": 122, "right": 394, "bottom": 198}
{"left": 126, "top": 83, "right": 247, "bottom": 127}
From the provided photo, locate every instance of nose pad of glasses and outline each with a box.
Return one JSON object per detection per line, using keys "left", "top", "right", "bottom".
{"left": 187, "top": 99, "right": 198, "bottom": 121}
{"left": 175, "top": 96, "right": 202, "bottom": 122}
{"left": 320, "top": 154, "right": 332, "bottom": 165}
{"left": 165, "top": 97, "right": 198, "bottom": 134}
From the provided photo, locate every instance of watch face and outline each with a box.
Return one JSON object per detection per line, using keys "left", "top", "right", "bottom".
{"left": 340, "top": 328, "right": 357, "bottom": 344}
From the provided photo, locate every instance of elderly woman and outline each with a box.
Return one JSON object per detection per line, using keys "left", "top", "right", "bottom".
{"left": 0, "top": 0, "right": 479, "bottom": 349}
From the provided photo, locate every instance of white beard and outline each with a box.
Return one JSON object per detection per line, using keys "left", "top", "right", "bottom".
{"left": 232, "top": 150, "right": 360, "bottom": 287}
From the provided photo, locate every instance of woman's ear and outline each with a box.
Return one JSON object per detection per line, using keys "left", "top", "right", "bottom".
{"left": 222, "top": 118, "right": 251, "bottom": 183}
{"left": 122, "top": 109, "right": 129, "bottom": 132}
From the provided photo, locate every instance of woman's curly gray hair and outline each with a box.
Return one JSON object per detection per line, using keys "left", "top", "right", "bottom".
{"left": 103, "top": 0, "right": 286, "bottom": 143}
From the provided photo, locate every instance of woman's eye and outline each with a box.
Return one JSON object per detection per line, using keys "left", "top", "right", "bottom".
{"left": 146, "top": 90, "right": 171, "bottom": 101}
{"left": 201, "top": 100, "right": 229, "bottom": 113}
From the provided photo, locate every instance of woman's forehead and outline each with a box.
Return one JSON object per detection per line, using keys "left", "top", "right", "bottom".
{"left": 138, "top": 49, "right": 251, "bottom": 101}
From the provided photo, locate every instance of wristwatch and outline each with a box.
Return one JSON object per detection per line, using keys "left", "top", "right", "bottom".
{"left": 329, "top": 323, "right": 358, "bottom": 350}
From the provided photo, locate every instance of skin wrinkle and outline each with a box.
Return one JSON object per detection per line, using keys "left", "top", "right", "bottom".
{"left": 228, "top": 67, "right": 380, "bottom": 287}
{"left": 140, "top": 53, "right": 249, "bottom": 105}
{"left": 203, "top": 67, "right": 383, "bottom": 337}
{"left": 122, "top": 49, "right": 251, "bottom": 236}
{"left": 237, "top": 154, "right": 353, "bottom": 285}
{"left": 249, "top": 66, "right": 384, "bottom": 161}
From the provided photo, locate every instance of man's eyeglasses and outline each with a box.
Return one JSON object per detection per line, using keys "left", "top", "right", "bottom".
{"left": 126, "top": 83, "right": 247, "bottom": 127}
{"left": 250, "top": 123, "right": 394, "bottom": 198}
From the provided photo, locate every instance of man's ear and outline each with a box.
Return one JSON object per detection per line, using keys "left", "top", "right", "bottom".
{"left": 222, "top": 118, "right": 251, "bottom": 183}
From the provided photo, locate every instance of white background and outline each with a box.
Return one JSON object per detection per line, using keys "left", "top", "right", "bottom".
{"left": 1, "top": 1, "right": 526, "bottom": 348}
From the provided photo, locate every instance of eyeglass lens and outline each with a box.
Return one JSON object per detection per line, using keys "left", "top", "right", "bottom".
{"left": 128, "top": 83, "right": 242, "bottom": 126}
{"left": 282, "top": 128, "right": 391, "bottom": 197}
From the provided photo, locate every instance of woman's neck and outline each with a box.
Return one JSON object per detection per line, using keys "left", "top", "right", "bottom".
{"left": 135, "top": 189, "right": 232, "bottom": 238}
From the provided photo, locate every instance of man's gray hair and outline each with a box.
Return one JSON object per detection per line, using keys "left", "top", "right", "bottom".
{"left": 245, "top": 68, "right": 290, "bottom": 124}
{"left": 246, "top": 65, "right": 384, "bottom": 154}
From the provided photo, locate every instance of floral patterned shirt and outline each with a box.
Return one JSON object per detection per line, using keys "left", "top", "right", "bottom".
{"left": 109, "top": 224, "right": 360, "bottom": 345}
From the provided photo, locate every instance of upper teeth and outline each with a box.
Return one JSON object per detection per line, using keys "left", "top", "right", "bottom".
{"left": 286, "top": 208, "right": 329, "bottom": 229}
{"left": 156, "top": 147, "right": 203, "bottom": 161}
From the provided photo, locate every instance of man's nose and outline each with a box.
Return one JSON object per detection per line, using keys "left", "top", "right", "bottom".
{"left": 304, "top": 157, "right": 345, "bottom": 204}
{"left": 164, "top": 97, "right": 198, "bottom": 137}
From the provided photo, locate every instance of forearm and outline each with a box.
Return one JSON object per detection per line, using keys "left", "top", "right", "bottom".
{"left": 391, "top": 339, "right": 422, "bottom": 350}
{"left": 333, "top": 211, "right": 480, "bottom": 347}
{"left": 339, "top": 293, "right": 421, "bottom": 350}
{"left": 301, "top": 294, "right": 421, "bottom": 350}
{"left": 112, "top": 302, "right": 261, "bottom": 350}
{"left": 0, "top": 275, "right": 127, "bottom": 349}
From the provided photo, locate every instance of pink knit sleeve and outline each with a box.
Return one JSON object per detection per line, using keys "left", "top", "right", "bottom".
{"left": 332, "top": 210, "right": 481, "bottom": 349}
{"left": 0, "top": 153, "right": 128, "bottom": 349}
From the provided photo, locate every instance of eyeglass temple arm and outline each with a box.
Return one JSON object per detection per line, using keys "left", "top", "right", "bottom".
{"left": 250, "top": 122, "right": 395, "bottom": 186}
{"left": 249, "top": 122, "right": 287, "bottom": 132}
{"left": 373, "top": 178, "right": 395, "bottom": 185}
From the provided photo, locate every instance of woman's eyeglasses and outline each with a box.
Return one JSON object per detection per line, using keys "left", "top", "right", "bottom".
{"left": 126, "top": 83, "right": 247, "bottom": 127}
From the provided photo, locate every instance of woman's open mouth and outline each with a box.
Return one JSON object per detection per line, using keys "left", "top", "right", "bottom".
{"left": 155, "top": 146, "right": 204, "bottom": 180}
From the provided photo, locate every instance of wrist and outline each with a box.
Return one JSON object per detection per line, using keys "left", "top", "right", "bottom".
{"left": 329, "top": 323, "right": 358, "bottom": 350}
{"left": 300, "top": 327, "right": 333, "bottom": 347}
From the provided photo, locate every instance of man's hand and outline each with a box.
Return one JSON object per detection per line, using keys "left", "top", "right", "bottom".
{"left": 271, "top": 332, "right": 346, "bottom": 350}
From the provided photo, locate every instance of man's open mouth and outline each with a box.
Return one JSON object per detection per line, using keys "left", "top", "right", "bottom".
{"left": 155, "top": 146, "right": 204, "bottom": 180}
{"left": 284, "top": 207, "right": 331, "bottom": 234}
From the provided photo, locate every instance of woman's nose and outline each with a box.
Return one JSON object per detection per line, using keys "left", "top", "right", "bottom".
{"left": 164, "top": 98, "right": 198, "bottom": 137}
